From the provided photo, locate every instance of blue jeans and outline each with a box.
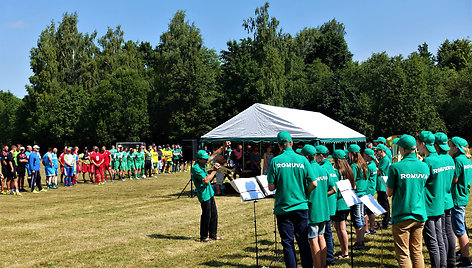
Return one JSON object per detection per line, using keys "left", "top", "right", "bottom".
{"left": 325, "top": 219, "right": 335, "bottom": 263}
{"left": 451, "top": 205, "right": 466, "bottom": 236}
{"left": 277, "top": 210, "right": 313, "bottom": 268}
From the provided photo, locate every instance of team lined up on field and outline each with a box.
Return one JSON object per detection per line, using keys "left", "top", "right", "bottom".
{"left": 0, "top": 143, "right": 185, "bottom": 195}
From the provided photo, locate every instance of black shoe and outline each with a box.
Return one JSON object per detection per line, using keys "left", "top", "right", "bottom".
{"left": 457, "top": 257, "right": 472, "bottom": 267}
{"left": 369, "top": 229, "right": 377, "bottom": 234}
{"left": 352, "top": 242, "right": 365, "bottom": 250}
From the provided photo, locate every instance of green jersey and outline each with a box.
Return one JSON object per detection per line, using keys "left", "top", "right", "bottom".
{"left": 321, "top": 158, "right": 338, "bottom": 216}
{"left": 376, "top": 155, "right": 390, "bottom": 192}
{"left": 13, "top": 151, "right": 20, "bottom": 166}
{"left": 387, "top": 153, "right": 429, "bottom": 224}
{"left": 267, "top": 147, "right": 316, "bottom": 215}
{"left": 136, "top": 151, "right": 145, "bottom": 163}
{"left": 366, "top": 161, "right": 377, "bottom": 196}
{"left": 307, "top": 160, "right": 330, "bottom": 224}
{"left": 191, "top": 163, "right": 214, "bottom": 202}
{"left": 145, "top": 151, "right": 152, "bottom": 161}
{"left": 438, "top": 152, "right": 455, "bottom": 210}
{"left": 352, "top": 163, "right": 368, "bottom": 196}
{"left": 452, "top": 153, "right": 472, "bottom": 207}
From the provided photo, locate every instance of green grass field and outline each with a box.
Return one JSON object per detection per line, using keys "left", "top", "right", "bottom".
{"left": 1, "top": 170, "right": 471, "bottom": 267}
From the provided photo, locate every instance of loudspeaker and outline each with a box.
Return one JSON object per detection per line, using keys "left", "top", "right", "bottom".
{"left": 182, "top": 139, "right": 198, "bottom": 161}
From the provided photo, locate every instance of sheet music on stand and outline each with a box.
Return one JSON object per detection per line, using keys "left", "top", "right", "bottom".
{"left": 359, "top": 194, "right": 386, "bottom": 216}
{"left": 230, "top": 176, "right": 276, "bottom": 202}
{"left": 335, "top": 180, "right": 361, "bottom": 207}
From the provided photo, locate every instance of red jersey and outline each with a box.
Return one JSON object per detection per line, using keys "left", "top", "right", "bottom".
{"left": 59, "top": 153, "right": 65, "bottom": 165}
{"left": 102, "top": 150, "right": 111, "bottom": 165}
{"left": 90, "top": 152, "right": 103, "bottom": 166}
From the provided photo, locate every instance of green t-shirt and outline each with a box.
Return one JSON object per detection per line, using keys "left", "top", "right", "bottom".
{"left": 452, "top": 153, "right": 472, "bottom": 207}
{"left": 267, "top": 147, "right": 315, "bottom": 215}
{"left": 366, "top": 161, "right": 377, "bottom": 196}
{"left": 13, "top": 151, "right": 20, "bottom": 166}
{"left": 335, "top": 169, "right": 349, "bottom": 212}
{"left": 191, "top": 163, "right": 214, "bottom": 202}
{"left": 321, "top": 159, "right": 338, "bottom": 216}
{"left": 109, "top": 148, "right": 117, "bottom": 159}
{"left": 145, "top": 151, "right": 152, "bottom": 161}
{"left": 438, "top": 152, "right": 455, "bottom": 210}
{"left": 423, "top": 152, "right": 446, "bottom": 217}
{"left": 307, "top": 160, "right": 330, "bottom": 224}
{"left": 173, "top": 148, "right": 182, "bottom": 160}
{"left": 376, "top": 156, "right": 390, "bottom": 192}
{"left": 386, "top": 153, "right": 429, "bottom": 224}
{"left": 127, "top": 152, "right": 135, "bottom": 164}
{"left": 352, "top": 163, "right": 368, "bottom": 196}
{"left": 386, "top": 148, "right": 392, "bottom": 160}
{"left": 136, "top": 151, "right": 145, "bottom": 162}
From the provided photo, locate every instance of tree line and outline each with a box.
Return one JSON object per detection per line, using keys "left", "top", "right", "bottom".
{"left": 1, "top": 3, "right": 472, "bottom": 148}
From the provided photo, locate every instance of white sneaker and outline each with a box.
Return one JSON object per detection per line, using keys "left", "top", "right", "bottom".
{"left": 143, "top": 175, "right": 146, "bottom": 178}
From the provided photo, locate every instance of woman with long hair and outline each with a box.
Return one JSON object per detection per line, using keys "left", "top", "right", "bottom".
{"left": 332, "top": 149, "right": 354, "bottom": 259}
{"left": 348, "top": 144, "right": 368, "bottom": 250}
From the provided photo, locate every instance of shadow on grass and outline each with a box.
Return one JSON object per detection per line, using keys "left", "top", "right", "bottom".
{"left": 200, "top": 260, "right": 254, "bottom": 267}
{"left": 147, "top": 234, "right": 195, "bottom": 241}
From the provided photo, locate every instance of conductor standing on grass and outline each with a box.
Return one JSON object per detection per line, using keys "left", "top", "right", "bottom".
{"left": 192, "top": 144, "right": 228, "bottom": 243}
{"left": 268, "top": 131, "right": 317, "bottom": 268}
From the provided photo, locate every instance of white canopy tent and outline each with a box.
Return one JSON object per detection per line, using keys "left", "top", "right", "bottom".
{"left": 201, "top": 103, "right": 366, "bottom": 143}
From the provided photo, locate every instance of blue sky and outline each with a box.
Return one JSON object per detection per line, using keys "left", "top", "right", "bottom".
{"left": 1, "top": 0, "right": 471, "bottom": 97}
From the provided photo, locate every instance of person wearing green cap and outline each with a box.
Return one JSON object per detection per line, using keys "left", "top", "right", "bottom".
{"left": 417, "top": 131, "right": 446, "bottom": 268}
{"left": 386, "top": 134, "right": 429, "bottom": 268}
{"left": 301, "top": 145, "right": 335, "bottom": 268}
{"left": 191, "top": 144, "right": 228, "bottom": 243}
{"left": 267, "top": 131, "right": 316, "bottom": 268}
{"left": 374, "top": 137, "right": 393, "bottom": 160}
{"left": 434, "top": 132, "right": 456, "bottom": 267}
{"left": 347, "top": 144, "right": 368, "bottom": 250}
{"left": 374, "top": 143, "right": 391, "bottom": 229}
{"left": 363, "top": 148, "right": 378, "bottom": 234}
{"left": 316, "top": 144, "right": 336, "bottom": 266}
{"left": 448, "top": 136, "right": 472, "bottom": 267}
{"left": 331, "top": 149, "right": 353, "bottom": 259}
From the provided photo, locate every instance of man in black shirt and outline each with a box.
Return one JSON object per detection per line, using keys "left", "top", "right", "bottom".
{"left": 17, "top": 147, "right": 28, "bottom": 192}
{"left": 1, "top": 145, "right": 9, "bottom": 194}
{"left": 8, "top": 145, "right": 20, "bottom": 195}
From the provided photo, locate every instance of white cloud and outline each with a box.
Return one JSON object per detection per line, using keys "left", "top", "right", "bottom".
{"left": 6, "top": 20, "right": 29, "bottom": 29}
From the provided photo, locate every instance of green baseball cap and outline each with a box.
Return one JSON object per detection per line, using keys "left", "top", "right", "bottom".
{"left": 434, "top": 132, "right": 450, "bottom": 151}
{"left": 374, "top": 137, "right": 386, "bottom": 143}
{"left": 418, "top": 131, "right": 436, "bottom": 153}
{"left": 333, "top": 149, "right": 346, "bottom": 159}
{"left": 393, "top": 138, "right": 400, "bottom": 144}
{"left": 396, "top": 134, "right": 417, "bottom": 150}
{"left": 301, "top": 144, "right": 317, "bottom": 157}
{"left": 315, "top": 145, "right": 329, "bottom": 154}
{"left": 277, "top": 131, "right": 292, "bottom": 144}
{"left": 451, "top": 136, "right": 468, "bottom": 154}
{"left": 196, "top": 150, "right": 210, "bottom": 160}
{"left": 348, "top": 144, "right": 361, "bottom": 153}
{"left": 296, "top": 148, "right": 302, "bottom": 154}
{"left": 374, "top": 143, "right": 388, "bottom": 152}
{"left": 364, "top": 148, "right": 377, "bottom": 160}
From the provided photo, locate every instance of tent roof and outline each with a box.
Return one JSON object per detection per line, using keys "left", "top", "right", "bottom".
{"left": 201, "top": 103, "right": 366, "bottom": 143}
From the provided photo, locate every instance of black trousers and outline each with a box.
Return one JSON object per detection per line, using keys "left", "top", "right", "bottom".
{"left": 377, "top": 191, "right": 390, "bottom": 227}
{"left": 145, "top": 160, "right": 152, "bottom": 176}
{"left": 200, "top": 196, "right": 218, "bottom": 240}
{"left": 30, "top": 171, "right": 42, "bottom": 191}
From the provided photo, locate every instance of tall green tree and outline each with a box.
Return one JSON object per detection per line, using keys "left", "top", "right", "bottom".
{"left": 0, "top": 92, "right": 23, "bottom": 145}
{"left": 437, "top": 39, "right": 472, "bottom": 71}
{"left": 151, "top": 10, "right": 220, "bottom": 141}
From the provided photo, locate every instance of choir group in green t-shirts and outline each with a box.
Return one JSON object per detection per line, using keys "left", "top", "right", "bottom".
{"left": 263, "top": 130, "right": 472, "bottom": 268}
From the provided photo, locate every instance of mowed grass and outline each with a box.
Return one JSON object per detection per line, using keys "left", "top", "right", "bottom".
{"left": 1, "top": 170, "right": 471, "bottom": 267}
